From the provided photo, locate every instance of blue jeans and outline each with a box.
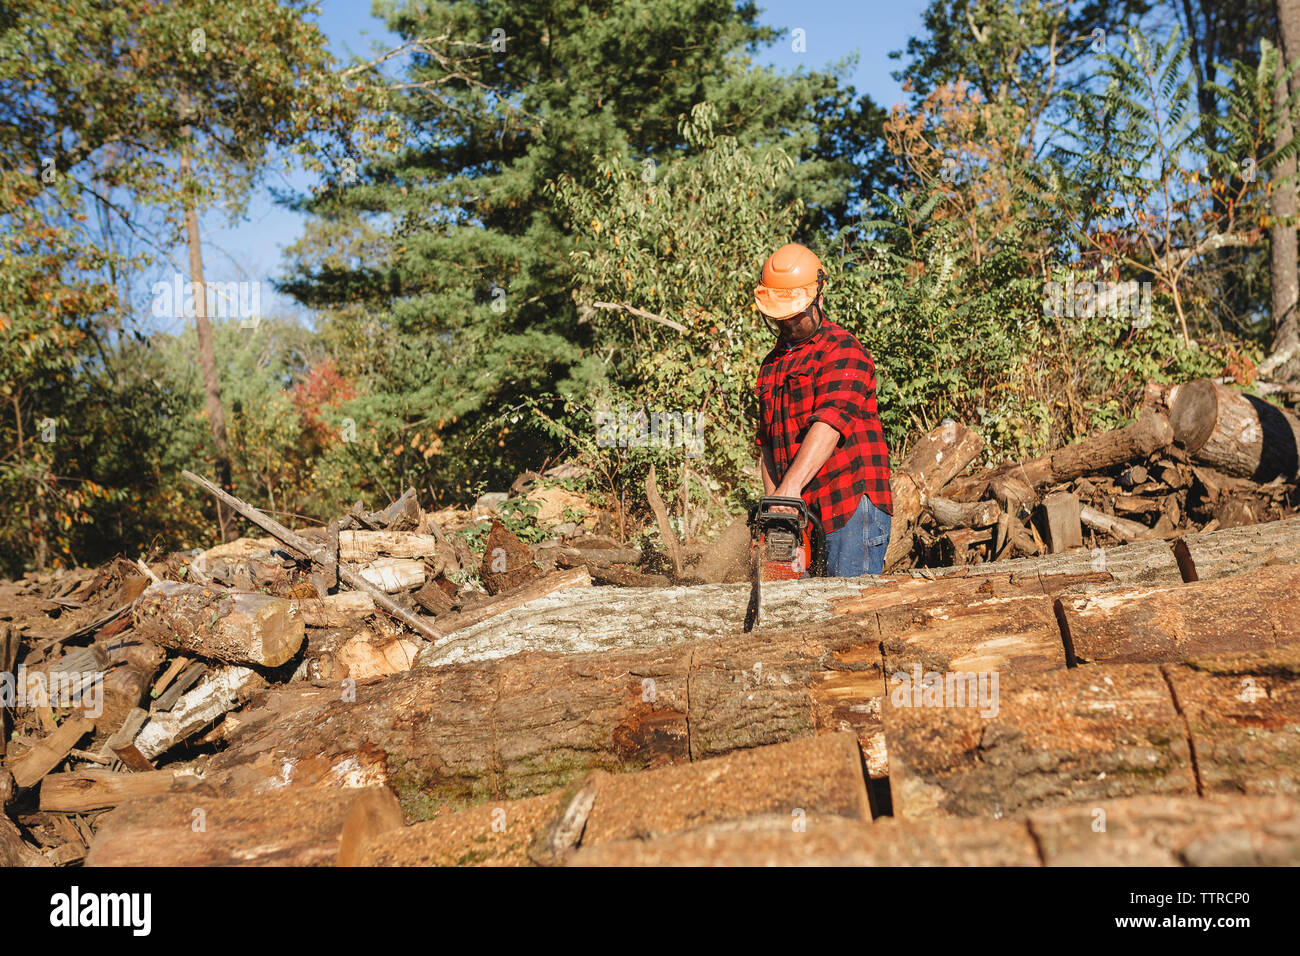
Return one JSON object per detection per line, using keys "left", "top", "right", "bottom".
{"left": 824, "top": 494, "right": 891, "bottom": 577}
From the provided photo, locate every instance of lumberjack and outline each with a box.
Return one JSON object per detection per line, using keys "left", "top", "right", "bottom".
{"left": 753, "top": 242, "right": 893, "bottom": 575}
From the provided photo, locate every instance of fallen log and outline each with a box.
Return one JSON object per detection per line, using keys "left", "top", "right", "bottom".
{"left": 885, "top": 663, "right": 1197, "bottom": 818}
{"left": 419, "top": 566, "right": 592, "bottom": 662}
{"left": 132, "top": 581, "right": 305, "bottom": 668}
{"left": 1054, "top": 564, "right": 1300, "bottom": 665}
{"left": 205, "top": 617, "right": 888, "bottom": 812}
{"left": 1170, "top": 377, "right": 1300, "bottom": 482}
{"left": 39, "top": 767, "right": 206, "bottom": 813}
{"left": 85, "top": 785, "right": 397, "bottom": 867}
{"left": 1079, "top": 504, "right": 1151, "bottom": 543}
{"left": 571, "top": 794, "right": 1300, "bottom": 866}
{"left": 945, "top": 407, "right": 1174, "bottom": 501}
{"left": 1165, "top": 646, "right": 1300, "bottom": 798}
{"left": 1175, "top": 514, "right": 1300, "bottom": 579}
{"left": 570, "top": 816, "right": 1039, "bottom": 867}
{"left": 1029, "top": 795, "right": 1300, "bottom": 866}
{"left": 356, "top": 733, "right": 873, "bottom": 866}
{"left": 884, "top": 422, "right": 984, "bottom": 570}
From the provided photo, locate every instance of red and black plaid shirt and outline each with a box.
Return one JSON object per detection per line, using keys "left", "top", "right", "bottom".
{"left": 755, "top": 319, "right": 893, "bottom": 533}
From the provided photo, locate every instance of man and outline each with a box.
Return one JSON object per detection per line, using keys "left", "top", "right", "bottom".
{"left": 753, "top": 242, "right": 893, "bottom": 576}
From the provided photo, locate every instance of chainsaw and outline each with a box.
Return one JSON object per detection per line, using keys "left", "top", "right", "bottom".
{"left": 743, "top": 496, "right": 827, "bottom": 632}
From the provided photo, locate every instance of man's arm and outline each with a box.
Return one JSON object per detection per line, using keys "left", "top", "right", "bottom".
{"left": 771, "top": 421, "right": 840, "bottom": 503}
{"left": 759, "top": 443, "right": 778, "bottom": 495}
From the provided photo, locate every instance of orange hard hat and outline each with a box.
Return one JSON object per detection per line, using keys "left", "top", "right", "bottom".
{"left": 754, "top": 243, "right": 826, "bottom": 319}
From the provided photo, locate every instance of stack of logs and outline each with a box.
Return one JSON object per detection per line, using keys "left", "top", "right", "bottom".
{"left": 4, "top": 508, "right": 1300, "bottom": 867}
{"left": 884, "top": 378, "right": 1300, "bottom": 569}
{"left": 0, "top": 482, "right": 619, "bottom": 865}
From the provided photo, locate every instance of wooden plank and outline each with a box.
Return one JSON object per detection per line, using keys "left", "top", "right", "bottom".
{"left": 1041, "top": 491, "right": 1083, "bottom": 553}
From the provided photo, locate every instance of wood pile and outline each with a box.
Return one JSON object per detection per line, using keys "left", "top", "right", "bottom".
{"left": 3, "top": 374, "right": 1299, "bottom": 867}
{"left": 885, "top": 378, "right": 1300, "bottom": 569}
{"left": 0, "top": 477, "right": 613, "bottom": 865}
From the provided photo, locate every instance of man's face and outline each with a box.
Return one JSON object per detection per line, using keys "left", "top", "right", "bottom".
{"left": 771, "top": 300, "right": 821, "bottom": 343}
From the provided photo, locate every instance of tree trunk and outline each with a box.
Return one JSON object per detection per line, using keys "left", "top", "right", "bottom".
{"left": 944, "top": 408, "right": 1173, "bottom": 501}
{"left": 357, "top": 733, "right": 872, "bottom": 866}
{"left": 884, "top": 421, "right": 984, "bottom": 570}
{"left": 132, "top": 580, "right": 305, "bottom": 667}
{"left": 207, "top": 618, "right": 889, "bottom": 812}
{"left": 885, "top": 646, "right": 1300, "bottom": 818}
{"left": 570, "top": 816, "right": 1038, "bottom": 866}
{"left": 568, "top": 794, "right": 1300, "bottom": 866}
{"left": 1055, "top": 564, "right": 1300, "bottom": 665}
{"left": 1269, "top": 0, "right": 1300, "bottom": 382}
{"left": 180, "top": 140, "right": 235, "bottom": 542}
{"left": 1170, "top": 378, "right": 1300, "bottom": 481}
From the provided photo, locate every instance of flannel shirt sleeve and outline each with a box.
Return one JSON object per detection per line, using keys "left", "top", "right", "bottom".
{"left": 808, "top": 342, "right": 872, "bottom": 438}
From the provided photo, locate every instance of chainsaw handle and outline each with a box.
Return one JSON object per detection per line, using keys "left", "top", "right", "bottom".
{"left": 752, "top": 496, "right": 810, "bottom": 527}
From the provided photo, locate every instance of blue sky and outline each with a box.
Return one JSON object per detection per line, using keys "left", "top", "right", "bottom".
{"left": 158, "top": 0, "right": 932, "bottom": 330}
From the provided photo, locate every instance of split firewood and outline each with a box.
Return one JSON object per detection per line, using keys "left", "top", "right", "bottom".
{"left": 885, "top": 421, "right": 984, "bottom": 570}
{"left": 312, "top": 629, "right": 422, "bottom": 681}
{"left": 0, "top": 814, "right": 49, "bottom": 867}
{"left": 1039, "top": 491, "right": 1083, "bottom": 553}
{"left": 291, "top": 591, "right": 376, "bottom": 627}
{"left": 132, "top": 581, "right": 305, "bottom": 668}
{"left": 356, "top": 557, "right": 424, "bottom": 593}
{"left": 100, "top": 708, "right": 151, "bottom": 770}
{"left": 95, "top": 638, "right": 165, "bottom": 734}
{"left": 182, "top": 470, "right": 441, "bottom": 643}
{"left": 1079, "top": 504, "right": 1151, "bottom": 543}
{"left": 153, "top": 661, "right": 207, "bottom": 711}
{"left": 1171, "top": 378, "right": 1300, "bottom": 483}
{"left": 10, "top": 717, "right": 95, "bottom": 789}
{"left": 133, "top": 665, "right": 266, "bottom": 761}
{"left": 1054, "top": 564, "right": 1300, "bottom": 665}
{"left": 479, "top": 519, "right": 542, "bottom": 595}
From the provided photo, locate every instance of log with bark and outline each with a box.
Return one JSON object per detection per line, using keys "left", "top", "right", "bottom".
{"left": 885, "top": 645, "right": 1300, "bottom": 818}
{"left": 204, "top": 616, "right": 889, "bottom": 811}
{"left": 569, "top": 794, "right": 1300, "bottom": 866}
{"left": 944, "top": 408, "right": 1174, "bottom": 501}
{"left": 132, "top": 581, "right": 305, "bottom": 668}
{"left": 1054, "top": 564, "right": 1300, "bottom": 665}
{"left": 1171, "top": 378, "right": 1300, "bottom": 482}
{"left": 355, "top": 733, "right": 873, "bottom": 866}
{"left": 132, "top": 665, "right": 266, "bottom": 761}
